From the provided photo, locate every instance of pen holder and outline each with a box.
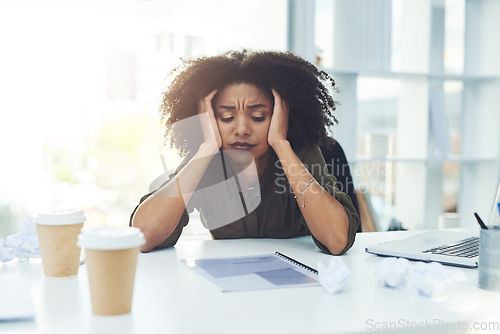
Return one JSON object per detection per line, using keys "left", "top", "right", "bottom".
{"left": 478, "top": 226, "right": 500, "bottom": 292}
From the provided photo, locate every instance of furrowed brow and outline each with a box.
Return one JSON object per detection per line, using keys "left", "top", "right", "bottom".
{"left": 247, "top": 104, "right": 267, "bottom": 109}
{"left": 217, "top": 105, "right": 236, "bottom": 110}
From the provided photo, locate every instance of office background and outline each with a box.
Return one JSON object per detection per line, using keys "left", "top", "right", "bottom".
{"left": 0, "top": 0, "right": 499, "bottom": 238}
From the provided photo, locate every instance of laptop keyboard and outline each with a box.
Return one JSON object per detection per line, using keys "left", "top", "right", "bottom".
{"left": 422, "top": 237, "right": 479, "bottom": 258}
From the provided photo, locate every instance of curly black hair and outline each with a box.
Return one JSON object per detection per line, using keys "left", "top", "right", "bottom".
{"left": 161, "top": 50, "right": 338, "bottom": 157}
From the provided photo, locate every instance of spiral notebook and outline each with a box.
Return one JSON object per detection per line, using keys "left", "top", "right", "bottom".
{"left": 183, "top": 252, "right": 319, "bottom": 292}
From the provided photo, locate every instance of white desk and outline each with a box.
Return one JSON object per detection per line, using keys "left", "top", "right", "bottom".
{"left": 1, "top": 230, "right": 499, "bottom": 334}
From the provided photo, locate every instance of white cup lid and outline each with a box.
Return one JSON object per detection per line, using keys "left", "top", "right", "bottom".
{"left": 36, "top": 209, "right": 86, "bottom": 225}
{"left": 78, "top": 226, "right": 145, "bottom": 250}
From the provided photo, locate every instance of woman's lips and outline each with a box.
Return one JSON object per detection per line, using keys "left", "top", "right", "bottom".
{"left": 230, "top": 142, "right": 256, "bottom": 150}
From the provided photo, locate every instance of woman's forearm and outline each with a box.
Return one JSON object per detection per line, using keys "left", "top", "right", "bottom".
{"left": 132, "top": 143, "right": 219, "bottom": 252}
{"left": 272, "top": 140, "right": 349, "bottom": 255}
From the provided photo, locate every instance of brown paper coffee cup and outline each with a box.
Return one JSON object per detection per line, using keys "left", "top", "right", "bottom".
{"left": 36, "top": 209, "right": 86, "bottom": 278}
{"left": 37, "top": 223, "right": 83, "bottom": 277}
{"left": 85, "top": 247, "right": 139, "bottom": 315}
{"left": 78, "top": 226, "right": 145, "bottom": 316}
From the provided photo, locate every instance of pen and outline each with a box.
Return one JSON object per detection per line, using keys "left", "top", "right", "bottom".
{"left": 474, "top": 212, "right": 488, "bottom": 230}
{"left": 497, "top": 202, "right": 500, "bottom": 216}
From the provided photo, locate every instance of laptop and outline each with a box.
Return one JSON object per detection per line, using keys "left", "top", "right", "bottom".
{"left": 365, "top": 174, "right": 500, "bottom": 269}
{"left": 365, "top": 230, "right": 479, "bottom": 268}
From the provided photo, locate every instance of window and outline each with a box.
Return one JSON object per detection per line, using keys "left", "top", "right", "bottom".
{"left": 313, "top": 0, "right": 500, "bottom": 230}
{"left": 0, "top": 0, "right": 287, "bottom": 238}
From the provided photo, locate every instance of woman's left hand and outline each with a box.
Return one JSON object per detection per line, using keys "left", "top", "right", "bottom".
{"left": 268, "top": 89, "right": 289, "bottom": 149}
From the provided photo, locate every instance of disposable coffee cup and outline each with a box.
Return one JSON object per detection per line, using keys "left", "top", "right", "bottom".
{"left": 35, "top": 209, "right": 86, "bottom": 277}
{"left": 478, "top": 226, "right": 500, "bottom": 292}
{"left": 78, "top": 226, "right": 145, "bottom": 316}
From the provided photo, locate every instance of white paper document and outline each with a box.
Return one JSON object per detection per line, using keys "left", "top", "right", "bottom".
{"left": 183, "top": 252, "right": 319, "bottom": 292}
{"left": 0, "top": 276, "right": 36, "bottom": 322}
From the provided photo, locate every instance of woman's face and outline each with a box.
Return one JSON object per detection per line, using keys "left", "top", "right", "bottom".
{"left": 214, "top": 83, "right": 273, "bottom": 166}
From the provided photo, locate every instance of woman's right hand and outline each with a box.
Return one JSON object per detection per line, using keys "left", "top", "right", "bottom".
{"left": 198, "top": 90, "right": 222, "bottom": 152}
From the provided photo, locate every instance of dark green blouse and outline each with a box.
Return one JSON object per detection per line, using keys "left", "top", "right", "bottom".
{"left": 130, "top": 145, "right": 360, "bottom": 255}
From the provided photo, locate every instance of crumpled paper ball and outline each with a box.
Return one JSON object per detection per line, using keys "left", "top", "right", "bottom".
{"left": 408, "top": 261, "right": 466, "bottom": 297}
{"left": 0, "top": 218, "right": 40, "bottom": 263}
{"left": 317, "top": 258, "right": 351, "bottom": 294}
{"left": 375, "top": 257, "right": 410, "bottom": 288}
{"left": 375, "top": 257, "right": 467, "bottom": 297}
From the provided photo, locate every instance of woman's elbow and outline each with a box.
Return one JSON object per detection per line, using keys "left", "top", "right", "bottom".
{"left": 326, "top": 216, "right": 350, "bottom": 255}
{"left": 140, "top": 241, "right": 154, "bottom": 253}
{"left": 327, "top": 234, "right": 349, "bottom": 255}
{"left": 131, "top": 215, "right": 156, "bottom": 253}
{"left": 138, "top": 227, "right": 162, "bottom": 253}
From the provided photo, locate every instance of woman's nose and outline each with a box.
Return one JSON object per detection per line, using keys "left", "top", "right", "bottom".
{"left": 234, "top": 117, "right": 250, "bottom": 136}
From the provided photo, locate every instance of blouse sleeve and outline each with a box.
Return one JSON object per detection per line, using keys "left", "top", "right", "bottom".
{"left": 299, "top": 145, "right": 360, "bottom": 255}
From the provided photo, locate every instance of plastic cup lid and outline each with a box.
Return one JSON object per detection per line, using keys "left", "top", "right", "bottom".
{"left": 36, "top": 209, "right": 86, "bottom": 225}
{"left": 78, "top": 226, "right": 145, "bottom": 250}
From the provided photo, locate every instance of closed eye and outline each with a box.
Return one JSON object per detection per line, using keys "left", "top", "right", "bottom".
{"left": 251, "top": 116, "right": 266, "bottom": 122}
{"left": 220, "top": 116, "right": 234, "bottom": 122}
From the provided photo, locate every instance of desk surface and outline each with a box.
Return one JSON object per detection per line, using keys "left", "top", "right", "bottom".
{"left": 1, "top": 230, "right": 499, "bottom": 334}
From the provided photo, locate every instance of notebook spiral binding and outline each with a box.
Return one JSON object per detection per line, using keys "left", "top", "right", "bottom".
{"left": 275, "top": 251, "right": 318, "bottom": 274}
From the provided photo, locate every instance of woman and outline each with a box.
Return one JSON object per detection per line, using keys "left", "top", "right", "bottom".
{"left": 131, "top": 50, "right": 360, "bottom": 255}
